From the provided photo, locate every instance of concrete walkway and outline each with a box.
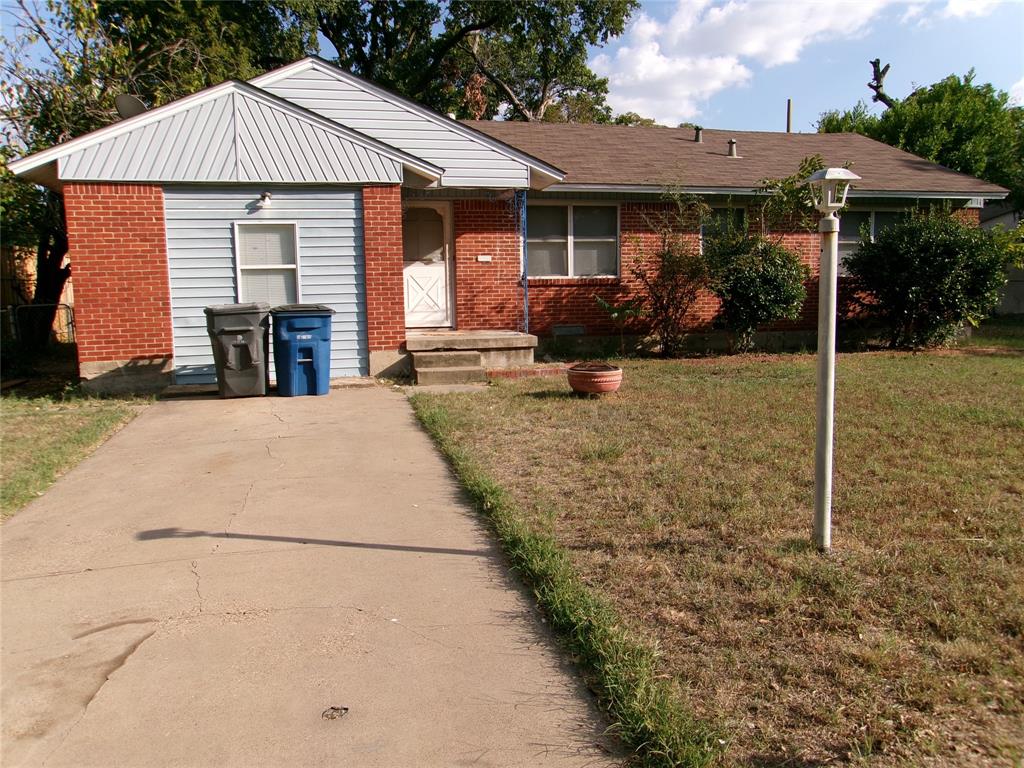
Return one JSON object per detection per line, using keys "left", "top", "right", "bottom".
{"left": 1, "top": 388, "right": 620, "bottom": 767}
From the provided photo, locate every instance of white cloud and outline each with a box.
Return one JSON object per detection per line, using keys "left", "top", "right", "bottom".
{"left": 941, "top": 0, "right": 1003, "bottom": 18}
{"left": 900, "top": 3, "right": 927, "bottom": 23}
{"left": 592, "top": 0, "right": 898, "bottom": 125}
{"left": 591, "top": 0, "right": 1006, "bottom": 125}
{"left": 1009, "top": 76, "right": 1024, "bottom": 106}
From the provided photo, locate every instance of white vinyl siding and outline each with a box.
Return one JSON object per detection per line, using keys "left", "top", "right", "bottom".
{"left": 164, "top": 186, "right": 367, "bottom": 383}
{"left": 526, "top": 204, "right": 618, "bottom": 277}
{"left": 57, "top": 87, "right": 403, "bottom": 184}
{"left": 257, "top": 67, "right": 531, "bottom": 188}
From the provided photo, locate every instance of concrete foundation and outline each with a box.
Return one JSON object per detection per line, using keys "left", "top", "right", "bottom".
{"left": 80, "top": 357, "right": 173, "bottom": 394}
{"left": 368, "top": 349, "right": 411, "bottom": 379}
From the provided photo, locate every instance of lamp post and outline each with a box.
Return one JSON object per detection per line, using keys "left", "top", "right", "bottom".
{"left": 805, "top": 168, "right": 860, "bottom": 552}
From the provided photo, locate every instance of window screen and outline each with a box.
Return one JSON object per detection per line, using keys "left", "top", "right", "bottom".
{"left": 236, "top": 223, "right": 298, "bottom": 304}
{"left": 526, "top": 205, "right": 618, "bottom": 277}
{"left": 838, "top": 212, "right": 870, "bottom": 269}
{"left": 873, "top": 211, "right": 904, "bottom": 235}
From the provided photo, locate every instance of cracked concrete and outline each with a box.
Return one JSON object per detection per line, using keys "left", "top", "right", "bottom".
{"left": 1, "top": 388, "right": 622, "bottom": 767}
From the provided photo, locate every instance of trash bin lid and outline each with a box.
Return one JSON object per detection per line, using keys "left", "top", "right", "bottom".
{"left": 204, "top": 302, "right": 270, "bottom": 316}
{"left": 270, "top": 303, "right": 335, "bottom": 315}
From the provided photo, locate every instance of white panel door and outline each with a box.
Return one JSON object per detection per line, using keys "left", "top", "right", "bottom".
{"left": 403, "top": 205, "right": 451, "bottom": 328}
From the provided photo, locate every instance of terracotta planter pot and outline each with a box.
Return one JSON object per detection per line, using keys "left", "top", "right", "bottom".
{"left": 567, "top": 362, "right": 623, "bottom": 395}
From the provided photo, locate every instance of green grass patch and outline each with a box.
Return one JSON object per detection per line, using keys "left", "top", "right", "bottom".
{"left": 1, "top": 392, "right": 143, "bottom": 518}
{"left": 962, "top": 314, "right": 1024, "bottom": 350}
{"left": 412, "top": 395, "right": 722, "bottom": 767}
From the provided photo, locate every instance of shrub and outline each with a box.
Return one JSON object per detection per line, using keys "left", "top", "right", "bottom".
{"left": 704, "top": 228, "right": 809, "bottom": 352}
{"left": 632, "top": 238, "right": 710, "bottom": 357}
{"left": 845, "top": 213, "right": 1010, "bottom": 348}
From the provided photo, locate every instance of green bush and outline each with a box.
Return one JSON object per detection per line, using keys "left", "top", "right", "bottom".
{"left": 845, "top": 213, "right": 1010, "bottom": 348}
{"left": 704, "top": 230, "right": 809, "bottom": 352}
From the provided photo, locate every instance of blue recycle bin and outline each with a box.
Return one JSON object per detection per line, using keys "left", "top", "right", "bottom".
{"left": 270, "top": 304, "right": 335, "bottom": 396}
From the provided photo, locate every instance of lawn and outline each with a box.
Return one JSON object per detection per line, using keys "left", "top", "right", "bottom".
{"left": 961, "top": 314, "right": 1024, "bottom": 350}
{"left": 1, "top": 392, "right": 143, "bottom": 518}
{"left": 413, "top": 348, "right": 1023, "bottom": 766}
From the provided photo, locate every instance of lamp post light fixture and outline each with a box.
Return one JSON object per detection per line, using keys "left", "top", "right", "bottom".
{"left": 805, "top": 167, "right": 860, "bottom": 552}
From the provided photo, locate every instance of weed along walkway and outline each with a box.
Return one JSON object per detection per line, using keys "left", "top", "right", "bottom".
{"left": 0, "top": 388, "right": 621, "bottom": 767}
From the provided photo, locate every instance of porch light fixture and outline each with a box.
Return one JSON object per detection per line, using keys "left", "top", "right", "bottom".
{"left": 257, "top": 191, "right": 273, "bottom": 209}
{"left": 805, "top": 167, "right": 860, "bottom": 553}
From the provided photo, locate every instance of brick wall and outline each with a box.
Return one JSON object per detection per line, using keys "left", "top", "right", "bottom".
{"left": 63, "top": 183, "right": 173, "bottom": 370}
{"left": 452, "top": 199, "right": 523, "bottom": 330}
{"left": 362, "top": 185, "right": 405, "bottom": 351}
{"left": 449, "top": 200, "right": 825, "bottom": 336}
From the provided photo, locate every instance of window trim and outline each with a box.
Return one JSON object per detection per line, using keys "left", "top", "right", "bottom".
{"left": 524, "top": 201, "right": 620, "bottom": 279}
{"left": 232, "top": 220, "right": 302, "bottom": 303}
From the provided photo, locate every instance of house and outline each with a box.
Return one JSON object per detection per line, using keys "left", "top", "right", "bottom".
{"left": 980, "top": 202, "right": 1023, "bottom": 314}
{"left": 9, "top": 57, "right": 1009, "bottom": 392}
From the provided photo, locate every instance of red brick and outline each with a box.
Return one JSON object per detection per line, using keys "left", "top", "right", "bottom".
{"left": 63, "top": 182, "right": 172, "bottom": 365}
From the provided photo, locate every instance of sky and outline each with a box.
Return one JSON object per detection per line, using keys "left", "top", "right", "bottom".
{"left": 588, "top": 0, "right": 1024, "bottom": 131}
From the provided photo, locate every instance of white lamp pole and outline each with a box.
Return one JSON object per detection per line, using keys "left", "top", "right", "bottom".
{"left": 805, "top": 168, "right": 860, "bottom": 553}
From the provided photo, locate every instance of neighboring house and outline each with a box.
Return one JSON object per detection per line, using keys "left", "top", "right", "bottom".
{"left": 9, "top": 57, "right": 1009, "bottom": 392}
{"left": 980, "top": 201, "right": 1023, "bottom": 314}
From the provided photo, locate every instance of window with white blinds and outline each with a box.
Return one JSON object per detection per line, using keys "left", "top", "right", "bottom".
{"left": 234, "top": 222, "right": 300, "bottom": 305}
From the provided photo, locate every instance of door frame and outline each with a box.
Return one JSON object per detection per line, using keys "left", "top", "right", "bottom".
{"left": 403, "top": 200, "right": 455, "bottom": 329}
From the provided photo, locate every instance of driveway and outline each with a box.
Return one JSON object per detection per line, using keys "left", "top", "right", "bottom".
{"left": 1, "top": 387, "right": 620, "bottom": 767}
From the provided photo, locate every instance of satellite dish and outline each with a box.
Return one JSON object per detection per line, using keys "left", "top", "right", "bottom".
{"left": 115, "top": 94, "right": 147, "bottom": 119}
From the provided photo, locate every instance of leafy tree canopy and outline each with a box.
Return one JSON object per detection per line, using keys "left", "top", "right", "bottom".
{"left": 282, "top": 0, "right": 638, "bottom": 121}
{"left": 818, "top": 65, "right": 1024, "bottom": 211}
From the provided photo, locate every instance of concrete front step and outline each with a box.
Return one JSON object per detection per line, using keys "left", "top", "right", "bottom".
{"left": 416, "top": 366, "right": 488, "bottom": 385}
{"left": 406, "top": 331, "right": 537, "bottom": 369}
{"left": 411, "top": 350, "right": 483, "bottom": 369}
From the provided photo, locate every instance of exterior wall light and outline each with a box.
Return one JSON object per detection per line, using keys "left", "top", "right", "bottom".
{"left": 805, "top": 167, "right": 861, "bottom": 553}
{"left": 257, "top": 191, "right": 273, "bottom": 209}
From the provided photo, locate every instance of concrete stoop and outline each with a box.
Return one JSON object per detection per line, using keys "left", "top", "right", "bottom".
{"left": 411, "top": 351, "right": 487, "bottom": 385}
{"left": 407, "top": 331, "right": 537, "bottom": 385}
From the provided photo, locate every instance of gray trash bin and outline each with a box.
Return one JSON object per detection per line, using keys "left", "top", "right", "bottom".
{"left": 204, "top": 303, "right": 270, "bottom": 398}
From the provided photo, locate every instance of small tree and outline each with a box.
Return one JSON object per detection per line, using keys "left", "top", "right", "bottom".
{"left": 845, "top": 213, "right": 1010, "bottom": 348}
{"left": 593, "top": 294, "right": 644, "bottom": 356}
{"left": 632, "top": 242, "right": 709, "bottom": 358}
{"left": 703, "top": 227, "right": 809, "bottom": 352}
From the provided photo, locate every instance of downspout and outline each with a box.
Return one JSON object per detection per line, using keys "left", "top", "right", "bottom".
{"left": 517, "top": 189, "right": 529, "bottom": 334}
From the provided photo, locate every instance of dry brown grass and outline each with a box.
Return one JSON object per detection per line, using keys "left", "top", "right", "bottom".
{"left": 415, "top": 349, "right": 1024, "bottom": 766}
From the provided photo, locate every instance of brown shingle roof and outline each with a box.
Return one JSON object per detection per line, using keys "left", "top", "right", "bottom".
{"left": 461, "top": 121, "right": 1008, "bottom": 197}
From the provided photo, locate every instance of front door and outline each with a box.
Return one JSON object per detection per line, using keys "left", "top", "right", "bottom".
{"left": 403, "top": 204, "right": 451, "bottom": 328}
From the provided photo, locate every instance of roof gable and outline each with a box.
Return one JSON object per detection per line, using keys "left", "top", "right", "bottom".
{"left": 250, "top": 58, "right": 564, "bottom": 189}
{"left": 10, "top": 80, "right": 442, "bottom": 188}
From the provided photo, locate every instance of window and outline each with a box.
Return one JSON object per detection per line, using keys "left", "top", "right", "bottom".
{"left": 838, "top": 211, "right": 908, "bottom": 272}
{"left": 234, "top": 222, "right": 299, "bottom": 304}
{"left": 526, "top": 204, "right": 618, "bottom": 277}
{"left": 700, "top": 207, "right": 745, "bottom": 251}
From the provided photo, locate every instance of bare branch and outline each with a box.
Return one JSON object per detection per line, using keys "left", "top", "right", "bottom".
{"left": 868, "top": 58, "right": 896, "bottom": 109}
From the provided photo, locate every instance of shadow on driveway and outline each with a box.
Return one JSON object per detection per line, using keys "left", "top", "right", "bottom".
{"left": 136, "top": 527, "right": 490, "bottom": 558}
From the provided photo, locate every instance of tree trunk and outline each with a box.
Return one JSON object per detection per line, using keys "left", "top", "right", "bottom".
{"left": 21, "top": 193, "right": 71, "bottom": 350}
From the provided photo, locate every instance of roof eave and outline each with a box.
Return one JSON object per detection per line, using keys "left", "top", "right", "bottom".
{"left": 545, "top": 183, "right": 1009, "bottom": 200}
{"left": 8, "top": 78, "right": 444, "bottom": 186}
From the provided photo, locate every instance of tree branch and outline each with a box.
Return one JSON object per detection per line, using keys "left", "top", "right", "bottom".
{"left": 462, "top": 44, "right": 535, "bottom": 120}
{"left": 410, "top": 15, "right": 499, "bottom": 97}
{"left": 868, "top": 58, "right": 895, "bottom": 109}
